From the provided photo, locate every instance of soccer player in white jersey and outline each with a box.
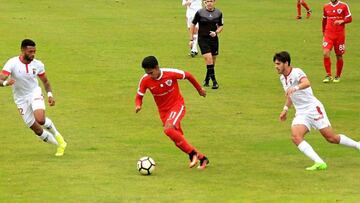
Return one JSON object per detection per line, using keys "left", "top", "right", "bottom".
{"left": 0, "top": 39, "right": 67, "bottom": 156}
{"left": 273, "top": 51, "right": 359, "bottom": 171}
{"left": 182, "top": 0, "right": 202, "bottom": 57}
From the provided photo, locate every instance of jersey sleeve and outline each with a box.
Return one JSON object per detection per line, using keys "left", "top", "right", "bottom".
{"left": 344, "top": 4, "right": 351, "bottom": 18}
{"left": 192, "top": 11, "right": 200, "bottom": 25}
{"left": 137, "top": 75, "right": 148, "bottom": 96}
{"left": 218, "top": 13, "right": 224, "bottom": 26}
{"left": 1, "top": 59, "right": 13, "bottom": 76}
{"left": 37, "top": 61, "right": 46, "bottom": 77}
{"left": 295, "top": 69, "right": 307, "bottom": 83}
{"left": 169, "top": 68, "right": 186, "bottom": 80}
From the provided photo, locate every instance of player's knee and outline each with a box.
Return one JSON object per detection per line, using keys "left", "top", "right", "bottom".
{"left": 291, "top": 134, "right": 303, "bottom": 145}
{"left": 36, "top": 117, "right": 45, "bottom": 125}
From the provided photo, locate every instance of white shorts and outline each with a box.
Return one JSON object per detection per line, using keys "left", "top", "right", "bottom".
{"left": 15, "top": 87, "right": 46, "bottom": 127}
{"left": 292, "top": 104, "right": 331, "bottom": 131}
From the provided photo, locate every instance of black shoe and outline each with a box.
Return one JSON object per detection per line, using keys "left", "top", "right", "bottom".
{"left": 198, "top": 157, "right": 209, "bottom": 170}
{"left": 203, "top": 80, "right": 210, "bottom": 87}
{"left": 189, "top": 51, "right": 197, "bottom": 57}
{"left": 212, "top": 82, "right": 219, "bottom": 89}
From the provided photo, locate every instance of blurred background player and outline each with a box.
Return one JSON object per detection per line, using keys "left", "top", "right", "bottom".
{"left": 322, "top": 0, "right": 352, "bottom": 83}
{"left": 296, "top": 0, "right": 312, "bottom": 19}
{"left": 273, "top": 51, "right": 360, "bottom": 171}
{"left": 0, "top": 39, "right": 67, "bottom": 156}
{"left": 135, "top": 56, "right": 209, "bottom": 169}
{"left": 190, "top": 0, "right": 223, "bottom": 89}
{"left": 182, "top": 0, "right": 203, "bottom": 57}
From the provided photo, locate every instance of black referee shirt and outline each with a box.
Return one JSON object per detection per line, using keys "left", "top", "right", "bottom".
{"left": 192, "top": 8, "right": 223, "bottom": 37}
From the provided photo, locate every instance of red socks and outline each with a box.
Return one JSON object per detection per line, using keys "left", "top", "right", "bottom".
{"left": 336, "top": 58, "right": 344, "bottom": 77}
{"left": 164, "top": 128, "right": 194, "bottom": 154}
{"left": 297, "top": 3, "right": 301, "bottom": 16}
{"left": 324, "top": 57, "right": 332, "bottom": 76}
{"left": 301, "top": 2, "right": 310, "bottom": 11}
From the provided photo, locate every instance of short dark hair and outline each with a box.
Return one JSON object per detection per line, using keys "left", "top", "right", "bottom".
{"left": 141, "top": 56, "right": 158, "bottom": 69}
{"left": 21, "top": 39, "right": 36, "bottom": 48}
{"left": 273, "top": 51, "right": 291, "bottom": 66}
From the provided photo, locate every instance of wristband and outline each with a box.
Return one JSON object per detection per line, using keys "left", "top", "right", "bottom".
{"left": 47, "top": 92, "right": 53, "bottom": 97}
{"left": 283, "top": 106, "right": 289, "bottom": 112}
{"left": 2, "top": 80, "right": 8, "bottom": 86}
{"left": 294, "top": 85, "right": 300, "bottom": 91}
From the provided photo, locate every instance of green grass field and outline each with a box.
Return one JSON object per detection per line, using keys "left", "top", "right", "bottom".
{"left": 1, "top": 0, "right": 359, "bottom": 202}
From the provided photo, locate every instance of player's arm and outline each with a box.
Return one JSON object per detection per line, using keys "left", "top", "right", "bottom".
{"left": 286, "top": 77, "right": 310, "bottom": 97}
{"left": 279, "top": 97, "right": 292, "bottom": 122}
{"left": 135, "top": 79, "right": 147, "bottom": 113}
{"left": 322, "top": 7, "right": 327, "bottom": 34}
{"left": 184, "top": 71, "right": 206, "bottom": 97}
{"left": 335, "top": 6, "right": 352, "bottom": 25}
{"left": 211, "top": 13, "right": 224, "bottom": 37}
{"left": 38, "top": 74, "right": 55, "bottom": 106}
{"left": 182, "top": 0, "right": 191, "bottom": 7}
{"left": 0, "top": 72, "right": 15, "bottom": 87}
{"left": 189, "top": 12, "right": 200, "bottom": 47}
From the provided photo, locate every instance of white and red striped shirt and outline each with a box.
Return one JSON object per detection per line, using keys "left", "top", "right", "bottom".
{"left": 280, "top": 68, "right": 321, "bottom": 113}
{"left": 2, "top": 56, "right": 45, "bottom": 101}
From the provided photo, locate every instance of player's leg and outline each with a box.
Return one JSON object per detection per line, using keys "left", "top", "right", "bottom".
{"left": 30, "top": 122, "right": 58, "bottom": 145}
{"left": 192, "top": 26, "right": 199, "bottom": 55}
{"left": 32, "top": 90, "right": 67, "bottom": 156}
{"left": 322, "top": 36, "right": 334, "bottom": 83}
{"left": 292, "top": 116, "right": 327, "bottom": 170}
{"left": 333, "top": 35, "right": 345, "bottom": 82}
{"left": 198, "top": 37, "right": 213, "bottom": 87}
{"left": 209, "top": 38, "right": 219, "bottom": 89}
{"left": 320, "top": 127, "right": 360, "bottom": 150}
{"left": 300, "top": 0, "right": 311, "bottom": 18}
{"left": 296, "top": 0, "right": 302, "bottom": 19}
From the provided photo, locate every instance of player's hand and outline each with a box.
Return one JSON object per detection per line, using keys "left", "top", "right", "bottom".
{"left": 135, "top": 105, "right": 142, "bottom": 113}
{"left": 279, "top": 111, "right": 287, "bottom": 122}
{"left": 48, "top": 96, "right": 55, "bottom": 106}
{"left": 4, "top": 78, "right": 16, "bottom": 86}
{"left": 209, "top": 31, "right": 217, "bottom": 37}
{"left": 286, "top": 87, "right": 297, "bottom": 97}
{"left": 198, "top": 88, "right": 206, "bottom": 97}
{"left": 334, "top": 20, "right": 344, "bottom": 25}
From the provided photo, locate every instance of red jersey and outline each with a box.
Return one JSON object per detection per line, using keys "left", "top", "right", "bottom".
{"left": 323, "top": 1, "right": 352, "bottom": 34}
{"left": 136, "top": 68, "right": 201, "bottom": 112}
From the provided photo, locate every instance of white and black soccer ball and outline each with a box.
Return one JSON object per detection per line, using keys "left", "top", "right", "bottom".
{"left": 137, "top": 156, "right": 156, "bottom": 175}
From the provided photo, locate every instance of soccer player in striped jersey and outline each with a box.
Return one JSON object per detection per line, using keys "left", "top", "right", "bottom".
{"left": 135, "top": 56, "right": 209, "bottom": 169}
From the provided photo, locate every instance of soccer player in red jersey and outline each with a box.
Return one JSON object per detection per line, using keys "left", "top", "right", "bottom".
{"left": 322, "top": 0, "right": 352, "bottom": 83}
{"left": 296, "top": 0, "right": 312, "bottom": 19}
{"left": 135, "top": 56, "right": 209, "bottom": 169}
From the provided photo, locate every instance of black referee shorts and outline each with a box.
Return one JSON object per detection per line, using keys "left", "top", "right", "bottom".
{"left": 198, "top": 36, "right": 219, "bottom": 56}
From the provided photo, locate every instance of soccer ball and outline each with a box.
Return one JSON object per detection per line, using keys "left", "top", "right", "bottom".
{"left": 137, "top": 156, "right": 156, "bottom": 175}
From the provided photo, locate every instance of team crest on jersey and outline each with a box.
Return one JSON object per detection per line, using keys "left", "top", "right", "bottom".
{"left": 337, "top": 9, "right": 342, "bottom": 14}
{"left": 165, "top": 79, "right": 173, "bottom": 86}
{"left": 32, "top": 68, "right": 36, "bottom": 75}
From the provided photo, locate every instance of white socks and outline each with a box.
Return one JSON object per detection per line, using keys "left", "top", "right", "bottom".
{"left": 339, "top": 134, "right": 360, "bottom": 150}
{"left": 38, "top": 130, "right": 58, "bottom": 145}
{"left": 298, "top": 140, "right": 325, "bottom": 163}
{"left": 43, "top": 117, "right": 60, "bottom": 135}
{"left": 192, "top": 34, "right": 198, "bottom": 53}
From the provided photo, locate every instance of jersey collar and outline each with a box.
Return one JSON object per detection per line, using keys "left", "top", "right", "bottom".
{"left": 155, "top": 69, "right": 163, "bottom": 80}
{"left": 330, "top": 1, "right": 340, "bottom": 7}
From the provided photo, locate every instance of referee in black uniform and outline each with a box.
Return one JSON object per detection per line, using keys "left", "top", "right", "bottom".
{"left": 189, "top": 0, "right": 223, "bottom": 89}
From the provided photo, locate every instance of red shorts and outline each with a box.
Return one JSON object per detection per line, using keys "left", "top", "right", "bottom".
{"left": 159, "top": 103, "right": 186, "bottom": 129}
{"left": 322, "top": 33, "right": 346, "bottom": 55}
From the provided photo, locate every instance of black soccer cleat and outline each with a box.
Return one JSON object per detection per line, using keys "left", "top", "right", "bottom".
{"left": 188, "top": 150, "right": 199, "bottom": 168}
{"left": 203, "top": 80, "right": 210, "bottom": 87}
{"left": 212, "top": 82, "right": 219, "bottom": 89}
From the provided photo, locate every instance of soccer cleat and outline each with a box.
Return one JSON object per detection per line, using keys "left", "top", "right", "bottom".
{"left": 333, "top": 76, "right": 341, "bottom": 83}
{"left": 55, "top": 134, "right": 67, "bottom": 156}
{"left": 305, "top": 162, "right": 327, "bottom": 171}
{"left": 197, "top": 157, "right": 209, "bottom": 170}
{"left": 189, "top": 51, "right": 198, "bottom": 58}
{"left": 322, "top": 76, "right": 333, "bottom": 83}
{"left": 306, "top": 10, "right": 312, "bottom": 18}
{"left": 203, "top": 80, "right": 210, "bottom": 87}
{"left": 212, "top": 82, "right": 219, "bottom": 89}
{"left": 296, "top": 16, "right": 302, "bottom": 20}
{"left": 189, "top": 152, "right": 199, "bottom": 168}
